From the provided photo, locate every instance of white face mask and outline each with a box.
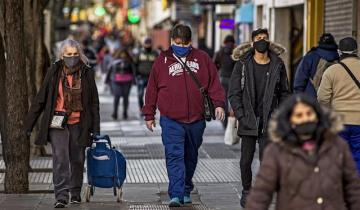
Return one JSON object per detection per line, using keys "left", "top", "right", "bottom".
{"left": 338, "top": 49, "right": 358, "bottom": 57}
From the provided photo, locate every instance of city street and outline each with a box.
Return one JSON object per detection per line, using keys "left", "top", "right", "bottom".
{"left": 1, "top": 0, "right": 360, "bottom": 209}
{"left": 0, "top": 81, "right": 260, "bottom": 210}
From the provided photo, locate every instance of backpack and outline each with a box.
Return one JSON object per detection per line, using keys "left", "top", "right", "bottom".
{"left": 137, "top": 51, "right": 156, "bottom": 76}
{"left": 310, "top": 58, "right": 336, "bottom": 91}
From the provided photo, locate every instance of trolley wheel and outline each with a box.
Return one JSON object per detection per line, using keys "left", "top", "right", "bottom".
{"left": 113, "top": 187, "right": 117, "bottom": 196}
{"left": 116, "top": 187, "right": 123, "bottom": 203}
{"left": 90, "top": 185, "right": 94, "bottom": 196}
{"left": 85, "top": 186, "right": 91, "bottom": 202}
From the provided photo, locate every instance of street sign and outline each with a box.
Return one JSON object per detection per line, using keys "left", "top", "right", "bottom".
{"left": 199, "top": 0, "right": 237, "bottom": 4}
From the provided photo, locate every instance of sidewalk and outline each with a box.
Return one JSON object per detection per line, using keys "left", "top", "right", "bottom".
{"left": 0, "top": 80, "right": 261, "bottom": 210}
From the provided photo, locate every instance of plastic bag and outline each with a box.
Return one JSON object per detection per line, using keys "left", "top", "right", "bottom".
{"left": 224, "top": 116, "right": 240, "bottom": 145}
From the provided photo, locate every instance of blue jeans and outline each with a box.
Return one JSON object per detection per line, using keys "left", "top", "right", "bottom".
{"left": 160, "top": 116, "right": 206, "bottom": 200}
{"left": 339, "top": 124, "right": 360, "bottom": 173}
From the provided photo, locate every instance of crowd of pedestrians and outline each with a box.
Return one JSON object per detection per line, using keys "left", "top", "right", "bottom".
{"left": 24, "top": 22, "right": 360, "bottom": 209}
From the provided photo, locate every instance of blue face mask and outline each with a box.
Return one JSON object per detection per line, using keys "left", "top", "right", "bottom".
{"left": 171, "top": 45, "right": 192, "bottom": 57}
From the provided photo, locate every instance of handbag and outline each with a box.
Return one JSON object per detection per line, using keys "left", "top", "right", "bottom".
{"left": 50, "top": 111, "right": 68, "bottom": 129}
{"left": 173, "top": 54, "right": 216, "bottom": 121}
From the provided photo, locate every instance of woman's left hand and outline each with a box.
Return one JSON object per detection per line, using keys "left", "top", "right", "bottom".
{"left": 215, "top": 107, "right": 225, "bottom": 121}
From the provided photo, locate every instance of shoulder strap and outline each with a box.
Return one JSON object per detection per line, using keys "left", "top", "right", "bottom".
{"left": 173, "top": 53, "right": 206, "bottom": 94}
{"left": 338, "top": 61, "right": 360, "bottom": 89}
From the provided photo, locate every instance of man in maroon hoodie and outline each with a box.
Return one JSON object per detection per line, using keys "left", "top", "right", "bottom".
{"left": 143, "top": 24, "right": 225, "bottom": 207}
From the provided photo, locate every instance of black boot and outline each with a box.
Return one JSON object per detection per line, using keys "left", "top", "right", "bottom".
{"left": 240, "top": 190, "right": 250, "bottom": 208}
{"left": 111, "top": 113, "right": 118, "bottom": 120}
{"left": 123, "top": 112, "right": 128, "bottom": 120}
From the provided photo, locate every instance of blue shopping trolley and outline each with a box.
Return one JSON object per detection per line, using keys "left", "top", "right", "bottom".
{"left": 85, "top": 135, "right": 126, "bottom": 202}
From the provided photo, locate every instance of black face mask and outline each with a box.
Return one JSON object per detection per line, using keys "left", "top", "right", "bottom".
{"left": 253, "top": 39, "right": 270, "bottom": 54}
{"left": 293, "top": 122, "right": 318, "bottom": 137}
{"left": 145, "top": 47, "right": 152, "bottom": 53}
{"left": 63, "top": 55, "right": 80, "bottom": 68}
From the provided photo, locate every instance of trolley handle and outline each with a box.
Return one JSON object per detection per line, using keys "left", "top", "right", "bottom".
{"left": 92, "top": 134, "right": 112, "bottom": 148}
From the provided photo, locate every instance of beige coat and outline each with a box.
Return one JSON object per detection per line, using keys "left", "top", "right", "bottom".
{"left": 318, "top": 57, "right": 360, "bottom": 125}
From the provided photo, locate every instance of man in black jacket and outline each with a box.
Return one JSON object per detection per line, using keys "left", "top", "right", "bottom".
{"left": 214, "top": 35, "right": 236, "bottom": 128}
{"left": 135, "top": 38, "right": 158, "bottom": 113}
{"left": 228, "top": 28, "right": 291, "bottom": 208}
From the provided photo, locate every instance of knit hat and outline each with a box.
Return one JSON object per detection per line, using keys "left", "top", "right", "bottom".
{"left": 339, "top": 37, "right": 358, "bottom": 54}
{"left": 318, "top": 33, "right": 337, "bottom": 50}
{"left": 144, "top": 37, "right": 152, "bottom": 45}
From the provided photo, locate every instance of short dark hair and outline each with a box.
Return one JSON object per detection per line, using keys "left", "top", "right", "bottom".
{"left": 224, "top": 35, "right": 235, "bottom": 44}
{"left": 251, "top": 28, "right": 269, "bottom": 41}
{"left": 171, "top": 24, "right": 192, "bottom": 43}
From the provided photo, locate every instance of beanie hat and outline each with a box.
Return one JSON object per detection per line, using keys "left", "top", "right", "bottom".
{"left": 318, "top": 33, "right": 337, "bottom": 50}
{"left": 144, "top": 37, "right": 152, "bottom": 45}
{"left": 339, "top": 37, "right": 357, "bottom": 54}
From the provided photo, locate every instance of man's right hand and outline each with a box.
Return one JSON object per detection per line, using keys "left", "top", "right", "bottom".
{"left": 145, "top": 120, "right": 156, "bottom": 132}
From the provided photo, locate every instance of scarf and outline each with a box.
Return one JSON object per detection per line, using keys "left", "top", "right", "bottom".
{"left": 62, "top": 62, "right": 83, "bottom": 114}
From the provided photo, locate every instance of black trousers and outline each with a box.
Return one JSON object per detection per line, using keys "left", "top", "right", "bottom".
{"left": 240, "top": 134, "right": 268, "bottom": 191}
{"left": 136, "top": 76, "right": 148, "bottom": 110}
{"left": 220, "top": 76, "right": 230, "bottom": 128}
{"left": 112, "top": 81, "right": 132, "bottom": 116}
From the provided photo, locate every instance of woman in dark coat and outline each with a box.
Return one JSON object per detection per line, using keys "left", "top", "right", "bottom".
{"left": 105, "top": 48, "right": 134, "bottom": 120}
{"left": 24, "top": 39, "right": 100, "bottom": 208}
{"left": 246, "top": 94, "right": 360, "bottom": 210}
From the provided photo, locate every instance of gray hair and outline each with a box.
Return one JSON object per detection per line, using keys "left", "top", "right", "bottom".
{"left": 57, "top": 39, "right": 89, "bottom": 65}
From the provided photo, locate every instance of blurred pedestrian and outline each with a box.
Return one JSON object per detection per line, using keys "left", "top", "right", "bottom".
{"left": 105, "top": 32, "right": 121, "bottom": 54}
{"left": 228, "top": 28, "right": 291, "bottom": 208}
{"left": 143, "top": 24, "right": 225, "bottom": 207}
{"left": 294, "top": 33, "right": 339, "bottom": 98}
{"left": 82, "top": 39, "right": 98, "bottom": 69}
{"left": 246, "top": 94, "right": 360, "bottom": 210}
{"left": 318, "top": 37, "right": 360, "bottom": 173}
{"left": 198, "top": 38, "right": 213, "bottom": 58}
{"left": 157, "top": 46, "right": 164, "bottom": 54}
{"left": 135, "top": 38, "right": 158, "bottom": 114}
{"left": 106, "top": 49, "right": 134, "bottom": 120}
{"left": 213, "top": 35, "right": 236, "bottom": 128}
{"left": 100, "top": 46, "right": 112, "bottom": 74}
{"left": 24, "top": 39, "right": 100, "bottom": 208}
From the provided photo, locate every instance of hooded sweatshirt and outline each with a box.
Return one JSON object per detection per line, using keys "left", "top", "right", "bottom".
{"left": 142, "top": 47, "right": 225, "bottom": 123}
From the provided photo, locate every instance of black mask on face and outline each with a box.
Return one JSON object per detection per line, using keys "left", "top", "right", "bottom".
{"left": 145, "top": 47, "right": 152, "bottom": 53}
{"left": 293, "top": 122, "right": 318, "bottom": 138}
{"left": 63, "top": 55, "right": 80, "bottom": 68}
{"left": 253, "top": 39, "right": 270, "bottom": 54}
